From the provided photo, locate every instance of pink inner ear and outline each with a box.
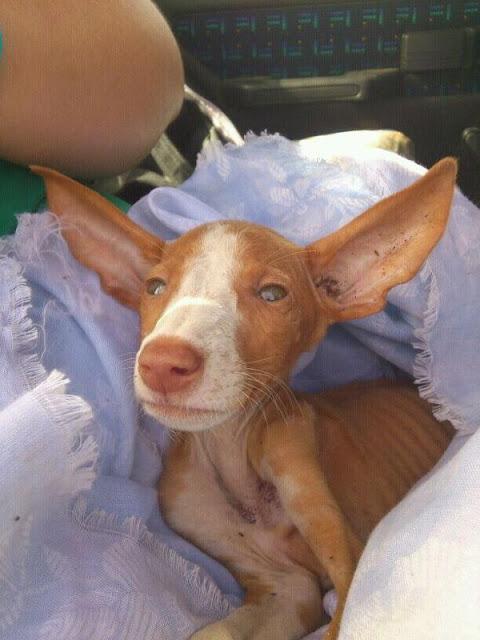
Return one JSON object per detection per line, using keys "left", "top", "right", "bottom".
{"left": 322, "top": 222, "right": 415, "bottom": 297}
{"left": 79, "top": 237, "right": 160, "bottom": 309}
{"left": 307, "top": 157, "right": 457, "bottom": 321}
{"left": 30, "top": 165, "right": 165, "bottom": 309}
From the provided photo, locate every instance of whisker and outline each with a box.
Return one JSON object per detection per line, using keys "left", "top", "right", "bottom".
{"left": 269, "top": 245, "right": 324, "bottom": 265}
{"left": 242, "top": 367, "right": 303, "bottom": 420}
{"left": 245, "top": 354, "right": 276, "bottom": 366}
{"left": 264, "top": 247, "right": 310, "bottom": 269}
{"left": 241, "top": 374, "right": 290, "bottom": 426}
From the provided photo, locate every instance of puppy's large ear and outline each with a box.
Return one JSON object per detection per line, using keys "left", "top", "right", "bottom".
{"left": 306, "top": 158, "right": 457, "bottom": 321}
{"left": 30, "top": 166, "right": 164, "bottom": 309}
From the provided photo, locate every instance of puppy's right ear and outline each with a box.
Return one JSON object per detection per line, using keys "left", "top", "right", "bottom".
{"left": 31, "top": 166, "right": 164, "bottom": 309}
{"left": 305, "top": 158, "right": 456, "bottom": 322}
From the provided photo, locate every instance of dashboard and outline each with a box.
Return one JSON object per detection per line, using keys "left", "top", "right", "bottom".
{"left": 162, "top": 1, "right": 480, "bottom": 104}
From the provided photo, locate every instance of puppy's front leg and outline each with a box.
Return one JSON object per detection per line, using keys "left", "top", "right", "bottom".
{"left": 254, "top": 413, "right": 362, "bottom": 640}
{"left": 190, "top": 569, "right": 323, "bottom": 640}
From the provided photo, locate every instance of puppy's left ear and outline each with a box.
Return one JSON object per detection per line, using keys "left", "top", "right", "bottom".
{"left": 30, "top": 166, "right": 165, "bottom": 309}
{"left": 306, "top": 158, "right": 457, "bottom": 321}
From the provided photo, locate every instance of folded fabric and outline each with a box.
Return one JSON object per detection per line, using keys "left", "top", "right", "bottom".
{"left": 1, "top": 134, "right": 479, "bottom": 640}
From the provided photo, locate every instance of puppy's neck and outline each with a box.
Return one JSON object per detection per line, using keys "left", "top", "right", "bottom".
{"left": 192, "top": 404, "right": 259, "bottom": 461}
{"left": 183, "top": 409, "right": 256, "bottom": 500}
{"left": 188, "top": 384, "right": 299, "bottom": 479}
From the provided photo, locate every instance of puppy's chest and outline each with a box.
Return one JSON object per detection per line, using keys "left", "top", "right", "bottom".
{"left": 159, "top": 434, "right": 326, "bottom": 581}
{"left": 158, "top": 434, "right": 295, "bottom": 558}
{"left": 221, "top": 472, "right": 283, "bottom": 527}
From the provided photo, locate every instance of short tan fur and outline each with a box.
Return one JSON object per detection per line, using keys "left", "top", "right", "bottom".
{"left": 32, "top": 157, "right": 456, "bottom": 640}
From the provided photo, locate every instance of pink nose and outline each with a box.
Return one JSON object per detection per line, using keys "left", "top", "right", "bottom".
{"left": 138, "top": 337, "right": 204, "bottom": 394}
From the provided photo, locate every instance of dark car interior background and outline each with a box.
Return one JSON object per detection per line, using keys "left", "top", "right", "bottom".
{"left": 108, "top": 1, "right": 479, "bottom": 208}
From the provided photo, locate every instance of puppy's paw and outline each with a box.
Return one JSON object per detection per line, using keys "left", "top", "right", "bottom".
{"left": 189, "top": 621, "right": 235, "bottom": 640}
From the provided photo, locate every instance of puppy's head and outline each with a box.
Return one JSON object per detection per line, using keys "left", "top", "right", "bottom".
{"left": 134, "top": 221, "right": 321, "bottom": 430}
{"left": 32, "top": 159, "right": 456, "bottom": 431}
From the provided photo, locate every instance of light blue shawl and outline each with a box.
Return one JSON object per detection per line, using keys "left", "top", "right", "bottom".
{"left": 1, "top": 135, "right": 479, "bottom": 639}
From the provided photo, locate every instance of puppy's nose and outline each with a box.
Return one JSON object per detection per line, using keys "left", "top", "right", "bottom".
{"left": 138, "top": 337, "right": 204, "bottom": 394}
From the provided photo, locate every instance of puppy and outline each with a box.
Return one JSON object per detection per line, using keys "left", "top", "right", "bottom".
{"left": 33, "top": 157, "right": 456, "bottom": 640}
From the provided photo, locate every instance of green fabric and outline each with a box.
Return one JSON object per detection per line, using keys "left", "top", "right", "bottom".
{"left": 0, "top": 159, "right": 130, "bottom": 236}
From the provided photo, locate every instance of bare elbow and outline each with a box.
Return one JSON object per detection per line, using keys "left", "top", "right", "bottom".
{"left": 0, "top": 0, "right": 185, "bottom": 177}
{"left": 128, "top": 6, "right": 185, "bottom": 163}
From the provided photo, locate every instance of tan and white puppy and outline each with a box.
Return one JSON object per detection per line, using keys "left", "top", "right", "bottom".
{"left": 33, "top": 158, "right": 456, "bottom": 640}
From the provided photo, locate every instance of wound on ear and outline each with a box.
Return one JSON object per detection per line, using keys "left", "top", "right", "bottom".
{"left": 315, "top": 276, "right": 341, "bottom": 299}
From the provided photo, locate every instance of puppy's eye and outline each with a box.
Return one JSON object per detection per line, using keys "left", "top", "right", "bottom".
{"left": 258, "top": 284, "right": 288, "bottom": 302}
{"left": 146, "top": 278, "right": 167, "bottom": 296}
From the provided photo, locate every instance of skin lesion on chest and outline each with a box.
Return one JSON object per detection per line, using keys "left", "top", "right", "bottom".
{"left": 160, "top": 439, "right": 284, "bottom": 533}
{"left": 159, "top": 437, "right": 326, "bottom": 585}
{"left": 224, "top": 478, "right": 283, "bottom": 526}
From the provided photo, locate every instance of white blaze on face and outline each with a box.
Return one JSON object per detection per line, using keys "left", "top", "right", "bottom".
{"left": 136, "top": 225, "right": 245, "bottom": 411}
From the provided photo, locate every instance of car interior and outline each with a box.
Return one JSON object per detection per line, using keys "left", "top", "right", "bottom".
{"left": 106, "top": 0, "right": 480, "bottom": 209}
{"left": 2, "top": 5, "right": 479, "bottom": 639}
